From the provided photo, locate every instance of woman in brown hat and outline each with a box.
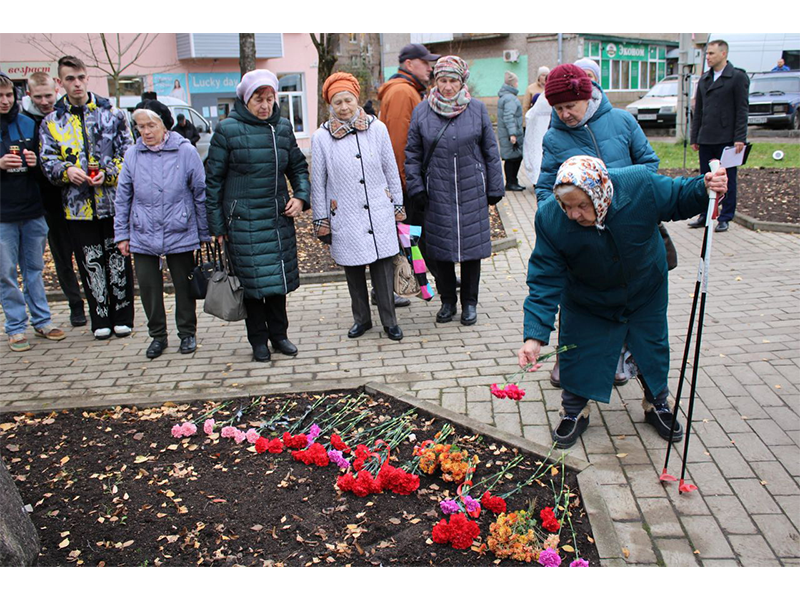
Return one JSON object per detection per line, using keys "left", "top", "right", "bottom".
{"left": 311, "top": 73, "right": 406, "bottom": 341}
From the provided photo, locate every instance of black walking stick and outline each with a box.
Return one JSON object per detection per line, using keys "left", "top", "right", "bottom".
{"left": 660, "top": 159, "right": 722, "bottom": 494}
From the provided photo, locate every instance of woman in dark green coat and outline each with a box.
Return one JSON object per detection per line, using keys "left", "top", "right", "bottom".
{"left": 205, "top": 70, "right": 310, "bottom": 362}
{"left": 517, "top": 156, "right": 728, "bottom": 449}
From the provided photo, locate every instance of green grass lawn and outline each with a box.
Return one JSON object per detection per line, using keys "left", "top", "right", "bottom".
{"left": 650, "top": 141, "right": 799, "bottom": 169}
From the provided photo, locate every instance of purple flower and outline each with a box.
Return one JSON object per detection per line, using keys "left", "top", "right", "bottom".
{"left": 570, "top": 558, "right": 589, "bottom": 567}
{"left": 464, "top": 495, "right": 480, "bottom": 513}
{"left": 538, "top": 548, "right": 562, "bottom": 567}
{"left": 328, "top": 450, "right": 350, "bottom": 469}
{"left": 439, "top": 499, "right": 460, "bottom": 515}
{"left": 306, "top": 423, "right": 322, "bottom": 446}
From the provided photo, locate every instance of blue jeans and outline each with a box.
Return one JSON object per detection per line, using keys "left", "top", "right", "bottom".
{"left": 0, "top": 217, "right": 52, "bottom": 335}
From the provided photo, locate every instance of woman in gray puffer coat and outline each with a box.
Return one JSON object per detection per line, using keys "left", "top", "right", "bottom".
{"left": 312, "top": 73, "right": 405, "bottom": 342}
{"left": 406, "top": 56, "right": 504, "bottom": 327}
{"left": 114, "top": 101, "right": 210, "bottom": 359}
{"left": 497, "top": 71, "right": 525, "bottom": 191}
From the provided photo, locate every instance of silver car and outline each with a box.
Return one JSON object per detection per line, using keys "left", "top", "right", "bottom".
{"left": 626, "top": 75, "right": 698, "bottom": 127}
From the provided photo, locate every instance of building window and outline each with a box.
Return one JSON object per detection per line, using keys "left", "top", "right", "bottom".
{"left": 108, "top": 76, "right": 144, "bottom": 98}
{"left": 586, "top": 40, "right": 670, "bottom": 92}
{"left": 277, "top": 73, "right": 306, "bottom": 135}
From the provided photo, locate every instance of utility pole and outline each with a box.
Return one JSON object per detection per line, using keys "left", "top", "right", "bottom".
{"left": 676, "top": 33, "right": 694, "bottom": 167}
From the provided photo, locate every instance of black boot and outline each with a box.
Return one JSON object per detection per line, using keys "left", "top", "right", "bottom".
{"left": 460, "top": 304, "right": 477, "bottom": 326}
{"left": 552, "top": 407, "right": 590, "bottom": 449}
{"left": 436, "top": 303, "right": 457, "bottom": 323}
{"left": 643, "top": 398, "right": 684, "bottom": 442}
{"left": 252, "top": 344, "right": 271, "bottom": 362}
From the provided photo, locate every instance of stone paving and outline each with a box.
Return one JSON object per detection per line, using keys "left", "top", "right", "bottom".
{"left": 1, "top": 175, "right": 799, "bottom": 566}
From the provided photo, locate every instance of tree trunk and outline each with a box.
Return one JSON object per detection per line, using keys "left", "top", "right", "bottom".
{"left": 239, "top": 34, "right": 257, "bottom": 78}
{"left": 311, "top": 34, "right": 340, "bottom": 128}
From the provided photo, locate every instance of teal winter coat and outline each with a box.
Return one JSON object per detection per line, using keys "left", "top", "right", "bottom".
{"left": 497, "top": 84, "right": 523, "bottom": 160}
{"left": 535, "top": 85, "right": 659, "bottom": 203}
{"left": 523, "top": 166, "right": 709, "bottom": 403}
{"left": 205, "top": 100, "right": 310, "bottom": 299}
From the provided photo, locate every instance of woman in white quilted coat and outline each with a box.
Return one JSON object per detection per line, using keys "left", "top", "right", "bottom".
{"left": 311, "top": 73, "right": 406, "bottom": 342}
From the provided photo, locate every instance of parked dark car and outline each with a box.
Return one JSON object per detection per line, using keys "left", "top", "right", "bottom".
{"left": 748, "top": 71, "right": 800, "bottom": 130}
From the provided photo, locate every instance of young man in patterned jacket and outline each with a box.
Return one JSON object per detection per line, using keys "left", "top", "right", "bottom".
{"left": 39, "top": 56, "right": 134, "bottom": 340}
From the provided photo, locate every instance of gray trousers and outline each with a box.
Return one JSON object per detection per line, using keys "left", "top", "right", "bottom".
{"left": 133, "top": 252, "right": 196, "bottom": 342}
{"left": 344, "top": 256, "right": 396, "bottom": 328}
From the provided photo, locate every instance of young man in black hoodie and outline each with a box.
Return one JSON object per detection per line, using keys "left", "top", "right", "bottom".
{"left": 0, "top": 72, "right": 66, "bottom": 351}
{"left": 23, "top": 71, "right": 86, "bottom": 326}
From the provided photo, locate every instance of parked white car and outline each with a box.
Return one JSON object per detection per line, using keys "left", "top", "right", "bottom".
{"left": 626, "top": 75, "right": 698, "bottom": 127}
{"left": 118, "top": 96, "right": 213, "bottom": 161}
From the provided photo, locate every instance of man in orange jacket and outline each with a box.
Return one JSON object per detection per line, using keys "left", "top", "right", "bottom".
{"left": 378, "top": 43, "right": 439, "bottom": 200}
{"left": 377, "top": 44, "right": 441, "bottom": 292}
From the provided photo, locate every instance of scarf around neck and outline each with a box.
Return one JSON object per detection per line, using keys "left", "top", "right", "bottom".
{"left": 145, "top": 131, "right": 170, "bottom": 152}
{"left": 554, "top": 155, "right": 614, "bottom": 231}
{"left": 326, "top": 107, "right": 371, "bottom": 139}
{"left": 428, "top": 85, "right": 471, "bottom": 118}
{"left": 571, "top": 86, "right": 602, "bottom": 129}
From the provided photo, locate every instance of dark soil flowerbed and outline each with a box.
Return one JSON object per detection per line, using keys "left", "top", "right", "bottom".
{"left": 1, "top": 388, "right": 598, "bottom": 567}
{"left": 40, "top": 207, "right": 507, "bottom": 292}
{"left": 660, "top": 167, "right": 800, "bottom": 224}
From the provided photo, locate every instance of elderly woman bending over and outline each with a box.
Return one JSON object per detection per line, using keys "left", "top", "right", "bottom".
{"left": 405, "top": 56, "right": 504, "bottom": 327}
{"left": 115, "top": 100, "right": 209, "bottom": 359}
{"left": 311, "top": 73, "right": 405, "bottom": 341}
{"left": 518, "top": 156, "right": 727, "bottom": 449}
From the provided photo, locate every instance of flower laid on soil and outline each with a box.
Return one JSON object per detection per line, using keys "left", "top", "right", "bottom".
{"left": 490, "top": 345, "right": 577, "bottom": 401}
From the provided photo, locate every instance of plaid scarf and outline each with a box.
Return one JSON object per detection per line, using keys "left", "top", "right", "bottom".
{"left": 427, "top": 85, "right": 471, "bottom": 118}
{"left": 326, "top": 107, "right": 371, "bottom": 139}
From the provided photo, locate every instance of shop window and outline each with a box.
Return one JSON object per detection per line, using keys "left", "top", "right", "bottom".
{"left": 278, "top": 73, "right": 306, "bottom": 135}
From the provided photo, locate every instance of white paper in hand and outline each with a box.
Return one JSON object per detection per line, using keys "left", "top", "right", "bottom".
{"left": 720, "top": 145, "right": 746, "bottom": 169}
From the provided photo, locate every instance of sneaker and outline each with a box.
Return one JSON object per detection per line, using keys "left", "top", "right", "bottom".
{"left": 552, "top": 407, "right": 590, "bottom": 449}
{"left": 94, "top": 328, "right": 112, "bottom": 340}
{"left": 114, "top": 325, "right": 132, "bottom": 337}
{"left": 643, "top": 399, "right": 684, "bottom": 442}
{"left": 34, "top": 325, "right": 66, "bottom": 341}
{"left": 8, "top": 333, "right": 30, "bottom": 352}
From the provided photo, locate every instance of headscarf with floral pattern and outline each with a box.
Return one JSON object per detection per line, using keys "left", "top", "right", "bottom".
{"left": 554, "top": 155, "right": 614, "bottom": 230}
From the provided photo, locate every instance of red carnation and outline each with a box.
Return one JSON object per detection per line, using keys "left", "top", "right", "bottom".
{"left": 336, "top": 472, "right": 354, "bottom": 492}
{"left": 351, "top": 471, "right": 381, "bottom": 497}
{"left": 255, "top": 436, "right": 269, "bottom": 454}
{"left": 431, "top": 513, "right": 480, "bottom": 550}
{"left": 291, "top": 442, "right": 330, "bottom": 467}
{"left": 281, "top": 432, "right": 308, "bottom": 449}
{"left": 266, "top": 438, "right": 284, "bottom": 454}
{"left": 540, "top": 506, "right": 560, "bottom": 532}
{"left": 331, "top": 434, "right": 351, "bottom": 454}
{"left": 480, "top": 491, "right": 507, "bottom": 514}
{"left": 432, "top": 519, "right": 450, "bottom": 544}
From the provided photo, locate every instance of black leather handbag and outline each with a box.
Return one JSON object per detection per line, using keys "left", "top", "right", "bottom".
{"left": 187, "top": 241, "right": 219, "bottom": 300}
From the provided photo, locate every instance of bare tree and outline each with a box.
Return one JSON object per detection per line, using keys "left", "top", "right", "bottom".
{"left": 310, "top": 34, "right": 341, "bottom": 127}
{"left": 239, "top": 34, "right": 256, "bottom": 77}
{"left": 22, "top": 33, "right": 169, "bottom": 107}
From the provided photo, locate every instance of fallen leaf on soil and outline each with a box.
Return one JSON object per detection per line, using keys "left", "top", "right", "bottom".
{"left": 561, "top": 545, "right": 575, "bottom": 553}
{"left": 551, "top": 466, "right": 559, "bottom": 476}
{"left": 60, "top": 531, "right": 69, "bottom": 537}
{"left": 389, "top": 518, "right": 402, "bottom": 525}
{"left": 60, "top": 456, "right": 69, "bottom": 465}
{"left": 251, "top": 525, "right": 263, "bottom": 532}
{"left": 134, "top": 455, "right": 152, "bottom": 463}
{"left": 58, "top": 538, "right": 70, "bottom": 548}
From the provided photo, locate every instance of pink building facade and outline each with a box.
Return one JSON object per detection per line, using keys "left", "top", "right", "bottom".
{"left": 0, "top": 33, "right": 319, "bottom": 149}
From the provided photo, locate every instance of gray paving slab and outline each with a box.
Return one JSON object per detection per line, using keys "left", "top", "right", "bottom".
{"left": 2, "top": 170, "right": 798, "bottom": 567}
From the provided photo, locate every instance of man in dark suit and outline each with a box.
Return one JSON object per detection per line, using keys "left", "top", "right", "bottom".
{"left": 688, "top": 39, "right": 749, "bottom": 233}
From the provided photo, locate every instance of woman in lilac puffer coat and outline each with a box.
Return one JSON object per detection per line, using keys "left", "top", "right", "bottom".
{"left": 114, "top": 101, "right": 209, "bottom": 359}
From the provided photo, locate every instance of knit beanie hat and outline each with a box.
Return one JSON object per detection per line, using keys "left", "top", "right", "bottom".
{"left": 433, "top": 55, "right": 470, "bottom": 83}
{"left": 135, "top": 99, "right": 174, "bottom": 129}
{"left": 504, "top": 71, "right": 519, "bottom": 87}
{"left": 537, "top": 66, "right": 551, "bottom": 79}
{"left": 322, "top": 72, "right": 361, "bottom": 104}
{"left": 236, "top": 69, "right": 279, "bottom": 105}
{"left": 574, "top": 58, "right": 601, "bottom": 83}
{"left": 545, "top": 63, "right": 593, "bottom": 106}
